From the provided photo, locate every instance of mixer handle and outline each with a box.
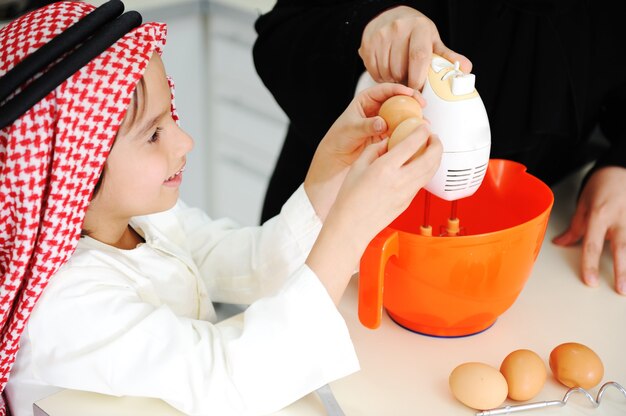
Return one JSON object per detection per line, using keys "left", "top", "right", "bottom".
{"left": 358, "top": 228, "right": 399, "bottom": 329}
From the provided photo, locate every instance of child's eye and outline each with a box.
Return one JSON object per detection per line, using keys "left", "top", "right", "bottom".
{"left": 149, "top": 127, "right": 162, "bottom": 143}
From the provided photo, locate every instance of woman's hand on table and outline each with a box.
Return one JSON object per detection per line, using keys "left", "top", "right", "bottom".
{"left": 553, "top": 166, "right": 626, "bottom": 295}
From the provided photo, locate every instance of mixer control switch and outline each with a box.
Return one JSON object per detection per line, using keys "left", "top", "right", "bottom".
{"left": 451, "top": 74, "right": 476, "bottom": 96}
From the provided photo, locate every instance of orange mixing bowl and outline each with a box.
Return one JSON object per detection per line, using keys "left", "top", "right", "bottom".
{"left": 358, "top": 159, "right": 554, "bottom": 337}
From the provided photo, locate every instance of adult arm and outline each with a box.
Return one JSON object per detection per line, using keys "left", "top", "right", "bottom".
{"left": 253, "top": 0, "right": 408, "bottom": 143}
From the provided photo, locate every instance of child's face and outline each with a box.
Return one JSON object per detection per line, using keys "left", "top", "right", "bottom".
{"left": 88, "top": 53, "right": 194, "bottom": 222}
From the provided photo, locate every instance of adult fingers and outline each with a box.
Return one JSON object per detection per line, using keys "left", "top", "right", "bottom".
{"left": 387, "top": 36, "right": 410, "bottom": 83}
{"left": 406, "top": 34, "right": 433, "bottom": 91}
{"left": 552, "top": 203, "right": 588, "bottom": 246}
{"left": 434, "top": 41, "right": 473, "bottom": 73}
{"left": 360, "top": 33, "right": 390, "bottom": 83}
{"left": 405, "top": 18, "right": 446, "bottom": 90}
{"left": 610, "top": 226, "right": 626, "bottom": 295}
{"left": 580, "top": 213, "right": 608, "bottom": 288}
{"left": 374, "top": 41, "right": 393, "bottom": 82}
{"left": 406, "top": 32, "right": 473, "bottom": 90}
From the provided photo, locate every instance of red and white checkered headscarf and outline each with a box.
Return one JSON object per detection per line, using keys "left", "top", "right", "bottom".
{"left": 0, "top": 1, "right": 167, "bottom": 410}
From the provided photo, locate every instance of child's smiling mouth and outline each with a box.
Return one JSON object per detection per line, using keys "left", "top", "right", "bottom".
{"left": 164, "top": 164, "right": 185, "bottom": 184}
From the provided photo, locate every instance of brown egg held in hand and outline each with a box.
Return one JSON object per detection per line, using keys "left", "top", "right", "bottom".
{"left": 388, "top": 117, "right": 426, "bottom": 161}
{"left": 378, "top": 95, "right": 422, "bottom": 135}
{"left": 500, "top": 349, "right": 547, "bottom": 401}
{"left": 449, "top": 362, "right": 508, "bottom": 410}
{"left": 549, "top": 342, "right": 604, "bottom": 389}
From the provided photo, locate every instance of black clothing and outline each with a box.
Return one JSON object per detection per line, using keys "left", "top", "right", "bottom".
{"left": 253, "top": 0, "right": 626, "bottom": 223}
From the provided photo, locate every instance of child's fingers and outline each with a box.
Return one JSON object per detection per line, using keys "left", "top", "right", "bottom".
{"left": 400, "top": 134, "right": 443, "bottom": 186}
{"left": 358, "top": 83, "right": 420, "bottom": 115}
{"left": 368, "top": 139, "right": 391, "bottom": 158}
{"left": 343, "top": 115, "right": 388, "bottom": 141}
{"left": 414, "top": 133, "right": 443, "bottom": 174}
{"left": 384, "top": 124, "right": 432, "bottom": 165}
{"left": 354, "top": 139, "right": 389, "bottom": 167}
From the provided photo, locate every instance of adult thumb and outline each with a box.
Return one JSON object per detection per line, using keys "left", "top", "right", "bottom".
{"left": 436, "top": 44, "right": 473, "bottom": 74}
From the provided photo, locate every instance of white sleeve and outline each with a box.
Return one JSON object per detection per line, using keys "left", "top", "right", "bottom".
{"left": 28, "top": 264, "right": 359, "bottom": 416}
{"left": 169, "top": 185, "right": 322, "bottom": 304}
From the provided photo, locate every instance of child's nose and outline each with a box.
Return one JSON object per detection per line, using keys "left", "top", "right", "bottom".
{"left": 174, "top": 125, "right": 194, "bottom": 155}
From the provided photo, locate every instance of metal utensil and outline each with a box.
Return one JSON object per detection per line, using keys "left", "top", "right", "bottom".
{"left": 476, "top": 381, "right": 626, "bottom": 415}
{"left": 316, "top": 384, "right": 345, "bottom": 416}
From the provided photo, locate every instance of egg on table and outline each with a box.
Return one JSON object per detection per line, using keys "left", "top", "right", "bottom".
{"left": 449, "top": 362, "right": 508, "bottom": 410}
{"left": 500, "top": 349, "right": 547, "bottom": 401}
{"left": 549, "top": 342, "right": 604, "bottom": 389}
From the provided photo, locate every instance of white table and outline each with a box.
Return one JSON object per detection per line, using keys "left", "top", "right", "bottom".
{"left": 331, "top": 168, "right": 626, "bottom": 415}
{"left": 35, "top": 169, "right": 626, "bottom": 415}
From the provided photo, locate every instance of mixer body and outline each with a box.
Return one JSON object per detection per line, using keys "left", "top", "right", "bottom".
{"left": 421, "top": 55, "right": 491, "bottom": 201}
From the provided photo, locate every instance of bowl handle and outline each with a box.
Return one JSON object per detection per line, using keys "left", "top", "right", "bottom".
{"left": 358, "top": 228, "right": 399, "bottom": 329}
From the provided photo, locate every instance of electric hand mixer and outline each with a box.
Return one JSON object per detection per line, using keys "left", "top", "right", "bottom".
{"left": 422, "top": 55, "right": 491, "bottom": 195}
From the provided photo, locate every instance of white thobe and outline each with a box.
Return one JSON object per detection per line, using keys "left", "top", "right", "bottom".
{"left": 6, "top": 186, "right": 359, "bottom": 416}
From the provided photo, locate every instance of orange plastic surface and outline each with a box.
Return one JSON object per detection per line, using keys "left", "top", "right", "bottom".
{"left": 358, "top": 159, "right": 554, "bottom": 336}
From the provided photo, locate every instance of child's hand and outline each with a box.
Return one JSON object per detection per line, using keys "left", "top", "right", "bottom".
{"left": 331, "top": 124, "right": 441, "bottom": 245}
{"left": 321, "top": 82, "right": 423, "bottom": 167}
{"left": 305, "top": 83, "right": 424, "bottom": 220}
{"left": 307, "top": 124, "right": 442, "bottom": 304}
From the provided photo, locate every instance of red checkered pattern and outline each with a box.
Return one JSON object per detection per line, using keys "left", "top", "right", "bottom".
{"left": 0, "top": 2, "right": 166, "bottom": 413}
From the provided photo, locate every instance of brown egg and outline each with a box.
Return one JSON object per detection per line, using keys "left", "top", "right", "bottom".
{"left": 500, "top": 349, "right": 547, "bottom": 401}
{"left": 549, "top": 342, "right": 604, "bottom": 389}
{"left": 449, "top": 362, "right": 508, "bottom": 410}
{"left": 378, "top": 95, "right": 423, "bottom": 136}
{"left": 388, "top": 117, "right": 426, "bottom": 160}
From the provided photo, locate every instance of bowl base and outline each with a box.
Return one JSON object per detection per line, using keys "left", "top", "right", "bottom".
{"left": 387, "top": 310, "right": 496, "bottom": 338}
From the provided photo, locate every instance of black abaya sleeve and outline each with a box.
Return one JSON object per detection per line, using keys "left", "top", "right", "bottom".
{"left": 253, "top": 1, "right": 419, "bottom": 221}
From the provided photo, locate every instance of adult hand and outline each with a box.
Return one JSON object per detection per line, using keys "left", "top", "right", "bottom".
{"left": 359, "top": 5, "right": 472, "bottom": 90}
{"left": 553, "top": 166, "right": 626, "bottom": 295}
